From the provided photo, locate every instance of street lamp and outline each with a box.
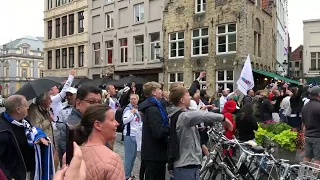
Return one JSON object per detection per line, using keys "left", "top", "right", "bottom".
{"left": 154, "top": 44, "right": 164, "bottom": 62}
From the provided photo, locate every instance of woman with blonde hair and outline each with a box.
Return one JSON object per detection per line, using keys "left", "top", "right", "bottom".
{"left": 74, "top": 104, "right": 124, "bottom": 180}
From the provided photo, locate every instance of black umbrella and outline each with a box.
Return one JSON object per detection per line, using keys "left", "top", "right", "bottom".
{"left": 72, "top": 78, "right": 93, "bottom": 87}
{"left": 15, "top": 77, "right": 63, "bottom": 100}
{"left": 111, "top": 75, "right": 148, "bottom": 88}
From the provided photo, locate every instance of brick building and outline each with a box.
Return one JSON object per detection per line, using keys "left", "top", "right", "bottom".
{"left": 289, "top": 45, "right": 303, "bottom": 79}
{"left": 161, "top": 0, "right": 277, "bottom": 92}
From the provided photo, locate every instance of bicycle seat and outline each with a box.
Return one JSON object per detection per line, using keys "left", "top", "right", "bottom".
{"left": 249, "top": 145, "right": 265, "bottom": 153}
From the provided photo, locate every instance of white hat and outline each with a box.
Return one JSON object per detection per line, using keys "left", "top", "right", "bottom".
{"left": 66, "top": 87, "right": 77, "bottom": 94}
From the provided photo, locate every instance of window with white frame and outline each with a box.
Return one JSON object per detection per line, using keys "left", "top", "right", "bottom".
{"left": 105, "top": 12, "right": 114, "bottom": 29}
{"left": 194, "top": 72, "right": 207, "bottom": 89}
{"left": 120, "top": 38, "right": 128, "bottom": 63}
{"left": 150, "top": 32, "right": 160, "bottom": 61}
{"left": 310, "top": 52, "right": 320, "bottom": 70}
{"left": 216, "top": 24, "right": 237, "bottom": 54}
{"left": 93, "top": 42, "right": 101, "bottom": 65}
{"left": 195, "top": 0, "right": 206, "bottom": 13}
{"left": 168, "top": 73, "right": 184, "bottom": 84}
{"left": 169, "top": 31, "right": 184, "bottom": 58}
{"left": 105, "top": 41, "right": 113, "bottom": 64}
{"left": 134, "top": 3, "right": 144, "bottom": 23}
{"left": 192, "top": 28, "right": 209, "bottom": 56}
{"left": 134, "top": 35, "right": 144, "bottom": 62}
{"left": 216, "top": 70, "right": 233, "bottom": 93}
{"left": 21, "top": 68, "right": 27, "bottom": 77}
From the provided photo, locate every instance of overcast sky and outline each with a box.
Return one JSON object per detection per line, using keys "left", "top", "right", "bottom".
{"left": 0, "top": 0, "right": 318, "bottom": 50}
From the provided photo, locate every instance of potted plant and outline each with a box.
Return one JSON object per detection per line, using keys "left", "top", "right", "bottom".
{"left": 255, "top": 123, "right": 299, "bottom": 160}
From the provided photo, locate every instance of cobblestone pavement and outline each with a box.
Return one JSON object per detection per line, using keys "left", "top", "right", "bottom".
{"left": 114, "top": 140, "right": 141, "bottom": 179}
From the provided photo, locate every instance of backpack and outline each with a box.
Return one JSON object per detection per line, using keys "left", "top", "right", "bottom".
{"left": 115, "top": 107, "right": 125, "bottom": 132}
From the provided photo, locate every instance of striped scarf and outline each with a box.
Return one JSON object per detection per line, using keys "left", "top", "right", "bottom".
{"left": 4, "top": 112, "right": 55, "bottom": 180}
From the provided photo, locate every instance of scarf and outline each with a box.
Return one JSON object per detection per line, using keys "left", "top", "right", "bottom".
{"left": 147, "top": 97, "right": 168, "bottom": 127}
{"left": 127, "top": 103, "right": 142, "bottom": 121}
{"left": 4, "top": 112, "right": 55, "bottom": 180}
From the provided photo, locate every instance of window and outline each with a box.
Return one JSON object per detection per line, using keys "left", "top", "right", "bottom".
{"left": 40, "top": 70, "right": 44, "bottom": 78}
{"left": 119, "top": 38, "right": 128, "bottom": 63}
{"left": 310, "top": 52, "right": 320, "bottom": 70}
{"left": 22, "top": 48, "right": 28, "bottom": 55}
{"left": 56, "top": 49, "right": 61, "bottom": 69}
{"left": 169, "top": 32, "right": 184, "bottom": 58}
{"left": 150, "top": 32, "right": 160, "bottom": 61}
{"left": 195, "top": 0, "right": 206, "bottom": 13}
{"left": 295, "top": 61, "right": 299, "bottom": 67}
{"left": 78, "top": 11, "right": 84, "bottom": 33}
{"left": 106, "top": 0, "right": 114, "bottom": 3}
{"left": 48, "top": 0, "right": 53, "bottom": 9}
{"left": 48, "top": 20, "right": 52, "bottom": 39}
{"left": 194, "top": 72, "right": 206, "bottom": 89}
{"left": 5, "top": 67, "right": 9, "bottom": 77}
{"left": 78, "top": 45, "right": 84, "bottom": 67}
{"left": 106, "top": 12, "right": 114, "bottom": 29}
{"left": 62, "top": 48, "right": 67, "bottom": 68}
{"left": 22, "top": 68, "right": 27, "bottom": 78}
{"left": 216, "top": 70, "right": 234, "bottom": 92}
{"left": 62, "top": 16, "right": 67, "bottom": 36}
{"left": 93, "top": 43, "right": 101, "bottom": 65}
{"left": 62, "top": 0, "right": 67, "bottom": 4}
{"left": 254, "top": 31, "right": 261, "bottom": 57}
{"left": 105, "top": 41, "right": 113, "bottom": 64}
{"left": 192, "top": 28, "right": 209, "bottom": 56}
{"left": 216, "top": 24, "right": 237, "bottom": 54}
{"left": 56, "top": 18, "right": 60, "bottom": 38}
{"left": 47, "top": 51, "right": 52, "bottom": 69}
{"left": 168, "top": 73, "right": 184, "bottom": 84}
{"left": 69, "top": 47, "right": 74, "bottom": 68}
{"left": 69, "top": 14, "right": 74, "bottom": 35}
{"left": 134, "top": 3, "right": 144, "bottom": 23}
{"left": 134, "top": 35, "right": 144, "bottom": 62}
{"left": 56, "top": 0, "right": 61, "bottom": 6}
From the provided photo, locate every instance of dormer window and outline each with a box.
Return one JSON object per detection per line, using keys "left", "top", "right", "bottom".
{"left": 22, "top": 47, "right": 28, "bottom": 55}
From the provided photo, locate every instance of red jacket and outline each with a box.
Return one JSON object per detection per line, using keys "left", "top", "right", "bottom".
{"left": 222, "top": 100, "right": 237, "bottom": 140}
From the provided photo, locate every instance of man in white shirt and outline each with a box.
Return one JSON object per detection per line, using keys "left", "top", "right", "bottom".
{"left": 220, "top": 89, "right": 230, "bottom": 113}
{"left": 50, "top": 69, "right": 75, "bottom": 147}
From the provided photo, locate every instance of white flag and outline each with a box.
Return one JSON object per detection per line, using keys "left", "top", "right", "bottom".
{"left": 236, "top": 55, "right": 254, "bottom": 95}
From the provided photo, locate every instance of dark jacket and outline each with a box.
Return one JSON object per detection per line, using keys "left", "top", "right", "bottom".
{"left": 236, "top": 113, "right": 258, "bottom": 141}
{"left": 138, "top": 99, "right": 170, "bottom": 161}
{"left": 290, "top": 85, "right": 303, "bottom": 115}
{"left": 302, "top": 99, "right": 320, "bottom": 138}
{"left": 0, "top": 113, "right": 28, "bottom": 180}
{"left": 259, "top": 97, "right": 273, "bottom": 122}
{"left": 242, "top": 95, "right": 253, "bottom": 106}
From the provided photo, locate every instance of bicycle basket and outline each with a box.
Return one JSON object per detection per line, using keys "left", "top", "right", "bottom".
{"left": 298, "top": 161, "right": 320, "bottom": 180}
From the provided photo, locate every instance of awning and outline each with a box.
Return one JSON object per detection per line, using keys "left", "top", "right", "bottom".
{"left": 306, "top": 77, "right": 320, "bottom": 85}
{"left": 253, "top": 69, "right": 299, "bottom": 85}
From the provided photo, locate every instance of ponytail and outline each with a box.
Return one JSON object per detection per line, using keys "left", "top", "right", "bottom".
{"left": 74, "top": 124, "right": 92, "bottom": 145}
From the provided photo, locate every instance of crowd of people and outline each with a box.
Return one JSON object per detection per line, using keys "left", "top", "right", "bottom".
{"left": 0, "top": 69, "right": 319, "bottom": 180}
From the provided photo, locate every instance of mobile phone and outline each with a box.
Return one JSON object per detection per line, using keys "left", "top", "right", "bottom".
{"left": 66, "top": 125, "right": 74, "bottom": 165}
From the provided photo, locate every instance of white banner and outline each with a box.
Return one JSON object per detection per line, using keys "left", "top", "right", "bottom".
{"left": 236, "top": 55, "right": 255, "bottom": 95}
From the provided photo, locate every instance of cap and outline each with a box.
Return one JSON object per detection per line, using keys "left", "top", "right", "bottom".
{"left": 309, "top": 86, "right": 320, "bottom": 96}
{"left": 66, "top": 87, "right": 77, "bottom": 94}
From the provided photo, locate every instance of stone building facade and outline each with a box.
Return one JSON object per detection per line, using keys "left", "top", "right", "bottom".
{"left": 43, "top": 0, "right": 89, "bottom": 78}
{"left": 162, "top": 0, "right": 276, "bottom": 93}
{"left": 87, "top": 0, "right": 165, "bottom": 82}
{"left": 0, "top": 36, "right": 44, "bottom": 95}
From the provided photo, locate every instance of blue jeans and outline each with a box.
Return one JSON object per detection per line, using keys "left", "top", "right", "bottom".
{"left": 173, "top": 167, "right": 200, "bottom": 180}
{"left": 124, "top": 136, "right": 137, "bottom": 179}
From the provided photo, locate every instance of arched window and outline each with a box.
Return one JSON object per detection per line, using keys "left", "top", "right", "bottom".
{"left": 254, "top": 18, "right": 261, "bottom": 57}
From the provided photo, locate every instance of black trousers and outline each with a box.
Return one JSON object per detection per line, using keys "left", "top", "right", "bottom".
{"left": 143, "top": 160, "right": 166, "bottom": 180}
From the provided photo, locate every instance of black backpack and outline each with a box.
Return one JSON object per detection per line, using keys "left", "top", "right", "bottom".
{"left": 115, "top": 107, "right": 125, "bottom": 132}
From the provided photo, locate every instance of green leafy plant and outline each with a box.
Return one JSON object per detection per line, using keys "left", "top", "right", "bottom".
{"left": 254, "top": 123, "right": 298, "bottom": 152}
{"left": 271, "top": 130, "right": 297, "bottom": 152}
